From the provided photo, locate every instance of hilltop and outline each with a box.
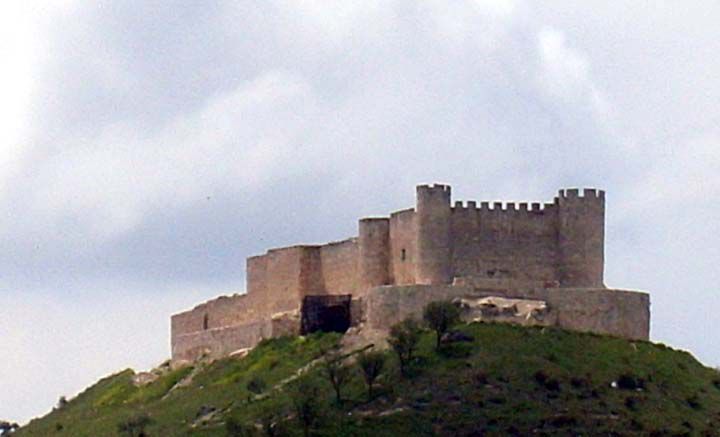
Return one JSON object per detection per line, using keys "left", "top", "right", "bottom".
{"left": 16, "top": 323, "right": 720, "bottom": 436}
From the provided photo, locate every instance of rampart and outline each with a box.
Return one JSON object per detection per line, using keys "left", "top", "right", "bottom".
{"left": 171, "top": 184, "right": 648, "bottom": 363}
{"left": 364, "top": 284, "right": 649, "bottom": 340}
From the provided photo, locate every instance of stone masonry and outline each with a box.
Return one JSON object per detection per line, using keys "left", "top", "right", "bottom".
{"left": 171, "top": 184, "right": 650, "bottom": 363}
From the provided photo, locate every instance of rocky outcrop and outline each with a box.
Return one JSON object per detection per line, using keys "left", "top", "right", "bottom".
{"left": 453, "top": 296, "right": 555, "bottom": 326}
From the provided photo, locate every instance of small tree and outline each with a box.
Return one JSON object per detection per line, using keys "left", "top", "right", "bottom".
{"left": 117, "top": 414, "right": 153, "bottom": 437}
{"left": 321, "top": 347, "right": 352, "bottom": 405}
{"left": 291, "top": 378, "right": 323, "bottom": 437}
{"left": 57, "top": 396, "right": 68, "bottom": 409}
{"left": 388, "top": 318, "right": 422, "bottom": 377}
{"left": 423, "top": 300, "right": 461, "bottom": 350}
{"left": 357, "top": 350, "right": 386, "bottom": 401}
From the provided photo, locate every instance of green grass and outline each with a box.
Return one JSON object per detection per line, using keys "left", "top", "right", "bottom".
{"left": 16, "top": 324, "right": 720, "bottom": 436}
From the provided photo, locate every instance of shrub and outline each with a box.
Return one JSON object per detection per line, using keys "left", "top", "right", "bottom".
{"left": 226, "top": 417, "right": 255, "bottom": 436}
{"left": 473, "top": 371, "right": 489, "bottom": 386}
{"left": 423, "top": 301, "right": 461, "bottom": 350}
{"left": 259, "top": 406, "right": 284, "bottom": 437}
{"left": 616, "top": 374, "right": 645, "bottom": 390}
{"left": 388, "top": 318, "right": 422, "bottom": 376}
{"left": 687, "top": 395, "right": 702, "bottom": 410}
{"left": 357, "top": 350, "right": 386, "bottom": 401}
{"left": 247, "top": 377, "right": 267, "bottom": 395}
{"left": 534, "top": 370, "right": 560, "bottom": 392}
{"left": 244, "top": 402, "right": 288, "bottom": 437}
{"left": 117, "top": 414, "right": 153, "bottom": 437}
{"left": 291, "top": 377, "right": 324, "bottom": 437}
{"left": 0, "top": 421, "right": 19, "bottom": 436}
{"left": 570, "top": 377, "right": 586, "bottom": 388}
{"left": 438, "top": 341, "right": 473, "bottom": 358}
{"left": 624, "top": 396, "right": 639, "bottom": 411}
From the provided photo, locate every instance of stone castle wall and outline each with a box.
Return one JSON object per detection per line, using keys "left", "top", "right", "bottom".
{"left": 364, "top": 284, "right": 649, "bottom": 340}
{"left": 171, "top": 184, "right": 637, "bottom": 363}
{"left": 388, "top": 208, "right": 417, "bottom": 284}
{"left": 319, "top": 239, "right": 360, "bottom": 296}
{"left": 448, "top": 201, "right": 558, "bottom": 283}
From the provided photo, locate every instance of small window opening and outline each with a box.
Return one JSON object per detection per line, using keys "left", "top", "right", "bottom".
{"left": 203, "top": 313, "right": 209, "bottom": 330}
{"left": 401, "top": 249, "right": 407, "bottom": 261}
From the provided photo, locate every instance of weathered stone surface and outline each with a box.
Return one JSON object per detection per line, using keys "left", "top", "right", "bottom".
{"left": 172, "top": 320, "right": 272, "bottom": 362}
{"left": 132, "top": 372, "right": 159, "bottom": 386}
{"left": 545, "top": 288, "right": 650, "bottom": 340}
{"left": 453, "top": 296, "right": 553, "bottom": 326}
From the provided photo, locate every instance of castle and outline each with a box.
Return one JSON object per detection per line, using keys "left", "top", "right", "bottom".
{"left": 171, "top": 185, "right": 650, "bottom": 362}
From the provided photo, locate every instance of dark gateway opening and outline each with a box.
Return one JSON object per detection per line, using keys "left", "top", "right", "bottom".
{"left": 301, "top": 295, "right": 352, "bottom": 335}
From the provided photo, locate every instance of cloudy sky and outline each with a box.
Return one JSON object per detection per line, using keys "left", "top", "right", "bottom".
{"left": 2, "top": 0, "right": 719, "bottom": 423}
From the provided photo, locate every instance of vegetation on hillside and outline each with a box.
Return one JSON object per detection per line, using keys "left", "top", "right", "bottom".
{"left": 0, "top": 421, "right": 20, "bottom": 436}
{"left": 15, "top": 303, "right": 720, "bottom": 436}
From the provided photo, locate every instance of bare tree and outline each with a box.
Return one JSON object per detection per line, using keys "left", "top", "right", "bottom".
{"left": 357, "top": 350, "right": 386, "bottom": 401}
{"left": 321, "top": 347, "right": 352, "bottom": 405}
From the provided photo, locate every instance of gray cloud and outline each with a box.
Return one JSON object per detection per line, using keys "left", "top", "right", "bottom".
{"left": 2, "top": 0, "right": 720, "bottom": 423}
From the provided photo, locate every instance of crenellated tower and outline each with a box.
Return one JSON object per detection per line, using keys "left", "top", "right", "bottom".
{"left": 415, "top": 184, "right": 452, "bottom": 285}
{"left": 556, "top": 188, "right": 605, "bottom": 287}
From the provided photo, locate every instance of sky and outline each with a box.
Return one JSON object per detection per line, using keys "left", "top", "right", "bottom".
{"left": 2, "top": 0, "right": 720, "bottom": 424}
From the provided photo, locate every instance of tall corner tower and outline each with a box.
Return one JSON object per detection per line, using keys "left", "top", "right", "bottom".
{"left": 415, "top": 184, "right": 452, "bottom": 285}
{"left": 557, "top": 188, "right": 605, "bottom": 287}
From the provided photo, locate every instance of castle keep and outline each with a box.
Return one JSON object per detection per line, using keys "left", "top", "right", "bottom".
{"left": 171, "top": 185, "right": 650, "bottom": 362}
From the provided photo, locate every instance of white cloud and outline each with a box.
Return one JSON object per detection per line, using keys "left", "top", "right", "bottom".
{"left": 537, "top": 27, "right": 610, "bottom": 118}
{"left": 277, "top": 0, "right": 392, "bottom": 43}
{"left": 0, "top": 4, "right": 38, "bottom": 193}
{"left": 421, "top": 0, "right": 522, "bottom": 51}
{"left": 23, "top": 71, "right": 315, "bottom": 240}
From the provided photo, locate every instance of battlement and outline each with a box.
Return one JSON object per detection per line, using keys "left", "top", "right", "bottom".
{"left": 558, "top": 188, "right": 605, "bottom": 199}
{"left": 390, "top": 207, "right": 415, "bottom": 218}
{"left": 416, "top": 184, "right": 452, "bottom": 209}
{"left": 324, "top": 237, "right": 358, "bottom": 247}
{"left": 450, "top": 199, "right": 556, "bottom": 214}
{"left": 418, "top": 183, "right": 598, "bottom": 215}
{"left": 360, "top": 217, "right": 390, "bottom": 222}
{"left": 417, "top": 183, "right": 451, "bottom": 193}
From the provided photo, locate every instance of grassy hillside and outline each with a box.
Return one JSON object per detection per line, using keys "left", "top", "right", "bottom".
{"left": 16, "top": 323, "right": 720, "bottom": 436}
